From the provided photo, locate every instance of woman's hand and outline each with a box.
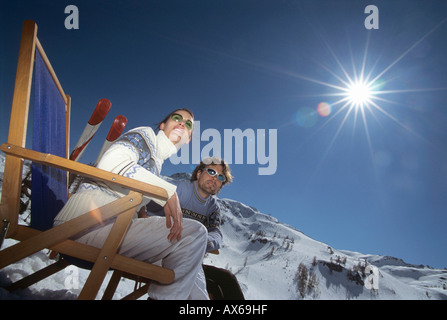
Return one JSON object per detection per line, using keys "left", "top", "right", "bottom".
{"left": 163, "top": 192, "right": 183, "bottom": 242}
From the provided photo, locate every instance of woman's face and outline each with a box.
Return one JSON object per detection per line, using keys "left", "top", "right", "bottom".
{"left": 160, "top": 109, "right": 194, "bottom": 147}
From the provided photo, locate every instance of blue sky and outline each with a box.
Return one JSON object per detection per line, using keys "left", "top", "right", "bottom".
{"left": 1, "top": 1, "right": 447, "bottom": 269}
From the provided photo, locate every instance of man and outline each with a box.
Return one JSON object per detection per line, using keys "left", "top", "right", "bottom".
{"left": 144, "top": 157, "right": 244, "bottom": 299}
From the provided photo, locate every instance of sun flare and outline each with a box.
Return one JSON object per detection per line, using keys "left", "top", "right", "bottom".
{"left": 288, "top": 19, "right": 447, "bottom": 163}
{"left": 346, "top": 80, "right": 374, "bottom": 108}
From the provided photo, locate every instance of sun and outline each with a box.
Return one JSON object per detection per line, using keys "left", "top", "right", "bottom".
{"left": 345, "top": 79, "right": 374, "bottom": 108}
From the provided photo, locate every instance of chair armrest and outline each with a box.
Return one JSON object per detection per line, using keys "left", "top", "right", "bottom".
{"left": 1, "top": 143, "right": 168, "bottom": 202}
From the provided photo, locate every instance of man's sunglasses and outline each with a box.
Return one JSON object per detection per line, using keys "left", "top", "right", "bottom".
{"left": 205, "top": 168, "right": 226, "bottom": 183}
{"left": 171, "top": 113, "right": 194, "bottom": 131}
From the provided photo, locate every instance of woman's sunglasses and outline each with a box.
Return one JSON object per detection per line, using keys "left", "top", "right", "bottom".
{"left": 171, "top": 113, "right": 194, "bottom": 131}
{"left": 205, "top": 168, "right": 226, "bottom": 183}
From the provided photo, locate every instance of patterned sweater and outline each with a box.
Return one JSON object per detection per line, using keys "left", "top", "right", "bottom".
{"left": 147, "top": 180, "right": 223, "bottom": 252}
{"left": 54, "top": 127, "right": 178, "bottom": 224}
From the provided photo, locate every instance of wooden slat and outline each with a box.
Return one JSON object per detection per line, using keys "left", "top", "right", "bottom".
{"left": 65, "top": 95, "right": 71, "bottom": 196}
{"left": 7, "top": 20, "right": 36, "bottom": 148}
{"left": 14, "top": 226, "right": 175, "bottom": 284}
{"left": 35, "top": 38, "right": 68, "bottom": 106}
{"left": 0, "top": 191, "right": 142, "bottom": 269}
{"left": 111, "top": 252, "right": 173, "bottom": 284}
{"left": 66, "top": 95, "right": 71, "bottom": 158}
{"left": 121, "top": 283, "right": 150, "bottom": 300}
{"left": 1, "top": 143, "right": 168, "bottom": 201}
{"left": 78, "top": 208, "right": 134, "bottom": 300}
{"left": 101, "top": 270, "right": 123, "bottom": 300}
{"left": 0, "top": 20, "right": 37, "bottom": 237}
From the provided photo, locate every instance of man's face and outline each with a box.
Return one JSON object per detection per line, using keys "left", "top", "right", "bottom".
{"left": 196, "top": 164, "right": 225, "bottom": 197}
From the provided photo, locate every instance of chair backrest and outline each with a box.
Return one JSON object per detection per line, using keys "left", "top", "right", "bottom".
{"left": 30, "top": 47, "right": 69, "bottom": 230}
{"left": 0, "top": 20, "right": 71, "bottom": 236}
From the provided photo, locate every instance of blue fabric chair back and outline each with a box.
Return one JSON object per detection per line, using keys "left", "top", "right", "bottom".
{"left": 30, "top": 49, "right": 67, "bottom": 231}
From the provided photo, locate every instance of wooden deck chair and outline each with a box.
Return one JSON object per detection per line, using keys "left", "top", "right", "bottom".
{"left": 0, "top": 20, "right": 174, "bottom": 300}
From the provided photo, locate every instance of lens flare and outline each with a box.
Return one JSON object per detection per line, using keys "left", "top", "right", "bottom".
{"left": 295, "top": 107, "right": 318, "bottom": 128}
{"left": 317, "top": 102, "right": 332, "bottom": 117}
{"left": 89, "top": 200, "right": 103, "bottom": 225}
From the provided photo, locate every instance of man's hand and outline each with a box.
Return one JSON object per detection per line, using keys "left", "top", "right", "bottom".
{"left": 164, "top": 192, "right": 183, "bottom": 242}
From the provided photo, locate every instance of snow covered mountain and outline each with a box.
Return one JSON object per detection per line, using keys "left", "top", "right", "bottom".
{"left": 206, "top": 197, "right": 447, "bottom": 299}
{"left": 1, "top": 153, "right": 446, "bottom": 300}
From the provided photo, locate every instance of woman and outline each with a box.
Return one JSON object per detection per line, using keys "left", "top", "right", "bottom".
{"left": 54, "top": 108, "right": 209, "bottom": 300}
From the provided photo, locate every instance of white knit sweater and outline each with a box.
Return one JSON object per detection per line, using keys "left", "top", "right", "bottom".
{"left": 54, "top": 127, "right": 177, "bottom": 225}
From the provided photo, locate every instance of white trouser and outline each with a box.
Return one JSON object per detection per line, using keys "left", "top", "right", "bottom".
{"left": 54, "top": 191, "right": 209, "bottom": 300}
{"left": 77, "top": 216, "right": 209, "bottom": 300}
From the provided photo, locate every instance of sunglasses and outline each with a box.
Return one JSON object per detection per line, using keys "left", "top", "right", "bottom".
{"left": 171, "top": 113, "right": 194, "bottom": 131}
{"left": 205, "top": 168, "right": 226, "bottom": 183}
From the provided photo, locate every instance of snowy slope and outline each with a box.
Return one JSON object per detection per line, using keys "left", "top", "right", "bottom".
{"left": 1, "top": 152, "right": 446, "bottom": 300}
{"left": 204, "top": 198, "right": 447, "bottom": 299}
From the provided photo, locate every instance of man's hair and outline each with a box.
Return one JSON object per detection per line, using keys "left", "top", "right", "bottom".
{"left": 190, "top": 157, "right": 233, "bottom": 186}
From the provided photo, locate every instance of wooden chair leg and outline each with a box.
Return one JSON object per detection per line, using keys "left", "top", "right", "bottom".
{"left": 101, "top": 270, "right": 123, "bottom": 300}
{"left": 121, "top": 283, "right": 150, "bottom": 300}
{"left": 78, "top": 209, "right": 134, "bottom": 300}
